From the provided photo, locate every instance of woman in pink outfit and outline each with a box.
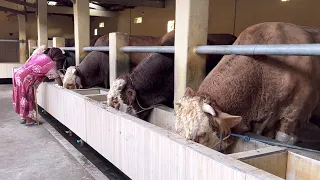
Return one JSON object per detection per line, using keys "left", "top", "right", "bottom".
{"left": 12, "top": 48, "right": 65, "bottom": 126}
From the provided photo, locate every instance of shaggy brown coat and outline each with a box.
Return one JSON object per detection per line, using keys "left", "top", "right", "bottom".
{"left": 189, "top": 22, "right": 320, "bottom": 146}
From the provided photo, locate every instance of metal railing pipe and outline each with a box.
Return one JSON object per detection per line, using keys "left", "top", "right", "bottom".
{"left": 83, "top": 46, "right": 109, "bottom": 52}
{"left": 59, "top": 47, "right": 75, "bottom": 51}
{"left": 121, "top": 46, "right": 175, "bottom": 53}
{"left": 196, "top": 44, "right": 320, "bottom": 56}
{"left": 0, "top": 39, "right": 25, "bottom": 43}
{"left": 32, "top": 46, "right": 75, "bottom": 51}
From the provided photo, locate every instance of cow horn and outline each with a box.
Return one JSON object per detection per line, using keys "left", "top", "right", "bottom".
{"left": 202, "top": 103, "right": 216, "bottom": 116}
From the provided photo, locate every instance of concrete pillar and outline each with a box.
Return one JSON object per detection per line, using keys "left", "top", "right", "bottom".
{"left": 53, "top": 37, "right": 66, "bottom": 47}
{"left": 47, "top": 40, "right": 53, "bottom": 47}
{"left": 18, "top": 14, "right": 27, "bottom": 63}
{"left": 73, "top": 0, "right": 90, "bottom": 65}
{"left": 174, "top": 0, "right": 209, "bottom": 110}
{"left": 37, "top": 0, "right": 48, "bottom": 46}
{"left": 109, "top": 32, "right": 130, "bottom": 87}
{"left": 28, "top": 39, "right": 37, "bottom": 57}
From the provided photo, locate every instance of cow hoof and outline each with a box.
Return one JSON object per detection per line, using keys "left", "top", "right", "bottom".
{"left": 275, "top": 131, "right": 297, "bottom": 145}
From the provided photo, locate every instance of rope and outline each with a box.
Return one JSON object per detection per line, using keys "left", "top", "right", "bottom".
{"left": 229, "top": 133, "right": 320, "bottom": 154}
{"left": 134, "top": 96, "right": 166, "bottom": 114}
{"left": 127, "top": 75, "right": 166, "bottom": 115}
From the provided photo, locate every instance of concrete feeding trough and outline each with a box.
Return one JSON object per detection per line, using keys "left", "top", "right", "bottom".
{"left": 73, "top": 88, "right": 108, "bottom": 96}
{"left": 36, "top": 82, "right": 320, "bottom": 180}
{"left": 73, "top": 88, "right": 109, "bottom": 102}
{"left": 230, "top": 149, "right": 320, "bottom": 180}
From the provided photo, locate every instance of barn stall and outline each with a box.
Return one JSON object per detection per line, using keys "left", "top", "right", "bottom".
{"left": 36, "top": 81, "right": 320, "bottom": 180}
{"left": 16, "top": 0, "right": 320, "bottom": 179}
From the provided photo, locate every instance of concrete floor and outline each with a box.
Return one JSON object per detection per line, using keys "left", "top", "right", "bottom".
{"left": 0, "top": 85, "right": 98, "bottom": 180}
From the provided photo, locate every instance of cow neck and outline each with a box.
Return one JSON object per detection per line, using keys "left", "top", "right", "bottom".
{"left": 126, "top": 75, "right": 165, "bottom": 115}
{"left": 74, "top": 66, "right": 84, "bottom": 87}
{"left": 75, "top": 66, "right": 81, "bottom": 77}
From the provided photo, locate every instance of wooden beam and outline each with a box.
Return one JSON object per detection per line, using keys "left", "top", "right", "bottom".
{"left": 28, "top": 39, "right": 37, "bottom": 57}
{"left": 18, "top": 14, "right": 27, "bottom": 63}
{"left": 89, "top": 9, "right": 117, "bottom": 17}
{"left": 37, "top": 0, "right": 47, "bottom": 46}
{"left": 96, "top": 0, "right": 165, "bottom": 8}
{"left": 3, "top": 0, "right": 36, "bottom": 8}
{"left": 0, "top": 6, "right": 26, "bottom": 15}
{"left": 23, "top": 0, "right": 27, "bottom": 22}
{"left": 6, "top": 13, "right": 17, "bottom": 17}
{"left": 89, "top": 2, "right": 107, "bottom": 11}
{"left": 173, "top": 0, "right": 209, "bottom": 110}
{"left": 109, "top": 32, "right": 130, "bottom": 87}
{"left": 73, "top": 0, "right": 90, "bottom": 65}
{"left": 53, "top": 37, "right": 66, "bottom": 48}
{"left": 26, "top": 6, "right": 117, "bottom": 17}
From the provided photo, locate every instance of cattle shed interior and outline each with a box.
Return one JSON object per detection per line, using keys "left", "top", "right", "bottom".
{"left": 1, "top": 0, "right": 320, "bottom": 180}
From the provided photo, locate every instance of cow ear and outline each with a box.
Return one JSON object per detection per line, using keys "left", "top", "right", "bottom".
{"left": 215, "top": 112, "right": 242, "bottom": 134}
{"left": 185, "top": 87, "right": 195, "bottom": 97}
{"left": 126, "top": 88, "right": 136, "bottom": 104}
{"left": 73, "top": 68, "right": 78, "bottom": 75}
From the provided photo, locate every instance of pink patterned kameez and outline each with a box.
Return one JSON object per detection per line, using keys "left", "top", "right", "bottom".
{"left": 12, "top": 54, "right": 60, "bottom": 119}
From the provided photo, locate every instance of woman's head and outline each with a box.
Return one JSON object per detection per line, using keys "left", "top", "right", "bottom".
{"left": 47, "top": 48, "right": 66, "bottom": 71}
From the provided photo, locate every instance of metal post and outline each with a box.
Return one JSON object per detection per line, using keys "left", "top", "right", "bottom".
{"left": 73, "top": 0, "right": 90, "bottom": 65}
{"left": 174, "top": 0, "right": 209, "bottom": 111}
{"left": 53, "top": 37, "right": 66, "bottom": 48}
{"left": 109, "top": 32, "right": 130, "bottom": 87}
{"left": 37, "top": 0, "right": 47, "bottom": 47}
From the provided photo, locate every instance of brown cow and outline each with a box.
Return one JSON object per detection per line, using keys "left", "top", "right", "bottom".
{"left": 175, "top": 22, "right": 320, "bottom": 151}
{"left": 63, "top": 34, "right": 161, "bottom": 89}
{"left": 107, "top": 31, "right": 237, "bottom": 120}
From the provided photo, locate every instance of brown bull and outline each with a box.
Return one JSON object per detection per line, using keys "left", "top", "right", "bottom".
{"left": 175, "top": 22, "right": 320, "bottom": 151}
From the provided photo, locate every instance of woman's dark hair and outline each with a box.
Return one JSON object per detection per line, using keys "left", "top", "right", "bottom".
{"left": 47, "top": 48, "right": 66, "bottom": 70}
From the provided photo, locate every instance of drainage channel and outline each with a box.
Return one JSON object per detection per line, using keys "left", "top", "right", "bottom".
{"left": 38, "top": 106, "right": 131, "bottom": 180}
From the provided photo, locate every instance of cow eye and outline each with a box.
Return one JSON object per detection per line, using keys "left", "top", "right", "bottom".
{"left": 198, "top": 132, "right": 206, "bottom": 138}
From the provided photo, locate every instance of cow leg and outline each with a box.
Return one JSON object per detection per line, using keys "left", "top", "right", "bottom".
{"left": 275, "top": 125, "right": 298, "bottom": 145}
{"left": 265, "top": 128, "right": 277, "bottom": 139}
{"left": 275, "top": 88, "right": 315, "bottom": 145}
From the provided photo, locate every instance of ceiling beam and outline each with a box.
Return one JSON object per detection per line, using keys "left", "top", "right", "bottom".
{"left": 26, "top": 6, "right": 118, "bottom": 17}
{"left": 97, "top": 0, "right": 165, "bottom": 8}
{"left": 0, "top": 6, "right": 26, "bottom": 15}
{"left": 6, "top": 12, "right": 17, "bottom": 17}
{"left": 89, "top": 2, "right": 107, "bottom": 11}
{"left": 3, "top": 0, "right": 36, "bottom": 8}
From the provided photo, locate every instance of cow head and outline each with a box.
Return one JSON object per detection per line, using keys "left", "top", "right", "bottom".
{"left": 63, "top": 66, "right": 82, "bottom": 89}
{"left": 175, "top": 87, "right": 242, "bottom": 150}
{"left": 107, "top": 78, "right": 138, "bottom": 116}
